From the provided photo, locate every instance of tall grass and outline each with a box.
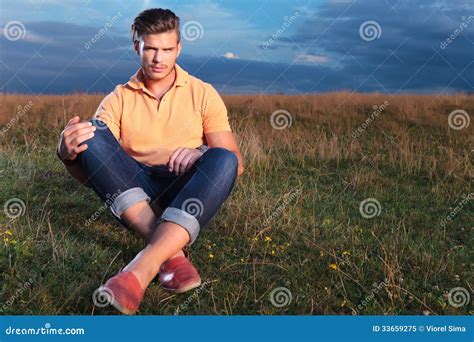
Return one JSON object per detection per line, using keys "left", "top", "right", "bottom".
{"left": 0, "top": 92, "right": 472, "bottom": 315}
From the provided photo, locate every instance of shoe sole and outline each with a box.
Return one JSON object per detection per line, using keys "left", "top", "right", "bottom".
{"left": 161, "top": 278, "right": 202, "bottom": 294}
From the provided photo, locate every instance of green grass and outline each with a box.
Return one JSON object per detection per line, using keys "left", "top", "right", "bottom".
{"left": 0, "top": 93, "right": 472, "bottom": 315}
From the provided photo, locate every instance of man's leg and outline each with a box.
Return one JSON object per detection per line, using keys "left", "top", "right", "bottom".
{"left": 122, "top": 221, "right": 190, "bottom": 289}
{"left": 116, "top": 147, "right": 239, "bottom": 290}
{"left": 120, "top": 201, "right": 185, "bottom": 258}
{"left": 77, "top": 120, "right": 184, "bottom": 259}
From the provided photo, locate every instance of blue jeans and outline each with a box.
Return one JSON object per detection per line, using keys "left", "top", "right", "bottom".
{"left": 76, "top": 120, "right": 238, "bottom": 245}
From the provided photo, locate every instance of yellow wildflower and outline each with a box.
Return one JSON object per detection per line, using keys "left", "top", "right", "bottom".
{"left": 208, "top": 253, "right": 214, "bottom": 259}
{"left": 342, "top": 250, "right": 351, "bottom": 256}
{"left": 323, "top": 218, "right": 333, "bottom": 225}
{"left": 264, "top": 236, "right": 272, "bottom": 242}
{"left": 329, "top": 263, "right": 338, "bottom": 270}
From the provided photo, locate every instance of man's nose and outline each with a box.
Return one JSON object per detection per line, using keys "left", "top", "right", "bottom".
{"left": 153, "top": 50, "right": 164, "bottom": 63}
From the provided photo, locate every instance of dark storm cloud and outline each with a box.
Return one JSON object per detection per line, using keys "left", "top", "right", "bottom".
{"left": 273, "top": 0, "right": 474, "bottom": 93}
{"left": 1, "top": 0, "right": 473, "bottom": 95}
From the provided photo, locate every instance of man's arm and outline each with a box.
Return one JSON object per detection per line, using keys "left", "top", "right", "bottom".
{"left": 57, "top": 116, "right": 96, "bottom": 186}
{"left": 204, "top": 131, "right": 244, "bottom": 177}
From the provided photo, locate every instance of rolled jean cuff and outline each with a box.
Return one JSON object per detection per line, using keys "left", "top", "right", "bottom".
{"left": 158, "top": 207, "right": 200, "bottom": 245}
{"left": 109, "top": 187, "right": 150, "bottom": 218}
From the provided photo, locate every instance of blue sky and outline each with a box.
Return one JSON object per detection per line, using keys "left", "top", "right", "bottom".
{"left": 0, "top": 0, "right": 473, "bottom": 94}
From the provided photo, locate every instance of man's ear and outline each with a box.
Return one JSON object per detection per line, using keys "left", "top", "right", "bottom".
{"left": 133, "top": 40, "right": 140, "bottom": 55}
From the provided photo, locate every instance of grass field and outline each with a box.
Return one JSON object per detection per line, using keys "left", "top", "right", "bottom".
{"left": 0, "top": 92, "right": 472, "bottom": 315}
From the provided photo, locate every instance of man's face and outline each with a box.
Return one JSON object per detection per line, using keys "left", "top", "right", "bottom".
{"left": 135, "top": 31, "right": 182, "bottom": 81}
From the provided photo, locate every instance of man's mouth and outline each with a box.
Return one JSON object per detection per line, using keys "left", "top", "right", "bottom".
{"left": 151, "top": 66, "right": 166, "bottom": 72}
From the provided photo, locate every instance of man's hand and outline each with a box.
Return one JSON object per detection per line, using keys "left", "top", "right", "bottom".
{"left": 167, "top": 147, "right": 203, "bottom": 176}
{"left": 57, "top": 116, "right": 96, "bottom": 162}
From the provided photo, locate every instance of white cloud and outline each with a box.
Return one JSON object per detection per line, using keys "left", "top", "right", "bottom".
{"left": 24, "top": 32, "right": 52, "bottom": 44}
{"left": 175, "top": 3, "right": 262, "bottom": 60}
{"left": 222, "top": 52, "right": 239, "bottom": 59}
{"left": 294, "top": 53, "right": 329, "bottom": 64}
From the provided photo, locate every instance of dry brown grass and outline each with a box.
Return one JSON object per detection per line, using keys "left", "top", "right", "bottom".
{"left": 0, "top": 92, "right": 472, "bottom": 315}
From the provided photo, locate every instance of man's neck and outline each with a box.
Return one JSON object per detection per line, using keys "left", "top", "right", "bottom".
{"left": 143, "top": 66, "right": 176, "bottom": 100}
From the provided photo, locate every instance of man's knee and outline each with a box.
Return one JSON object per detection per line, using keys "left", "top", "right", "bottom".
{"left": 80, "top": 120, "right": 115, "bottom": 158}
{"left": 205, "top": 147, "right": 238, "bottom": 173}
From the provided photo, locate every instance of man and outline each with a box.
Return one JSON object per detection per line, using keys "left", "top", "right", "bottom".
{"left": 56, "top": 8, "right": 244, "bottom": 314}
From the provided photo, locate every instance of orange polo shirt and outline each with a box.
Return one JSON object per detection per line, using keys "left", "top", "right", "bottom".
{"left": 92, "top": 64, "right": 232, "bottom": 166}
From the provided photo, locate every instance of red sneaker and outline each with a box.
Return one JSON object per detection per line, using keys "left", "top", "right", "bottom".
{"left": 98, "top": 271, "right": 144, "bottom": 315}
{"left": 159, "top": 256, "right": 202, "bottom": 293}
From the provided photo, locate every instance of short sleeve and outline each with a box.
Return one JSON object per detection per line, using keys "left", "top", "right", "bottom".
{"left": 202, "top": 84, "right": 232, "bottom": 134}
{"left": 93, "top": 87, "right": 122, "bottom": 140}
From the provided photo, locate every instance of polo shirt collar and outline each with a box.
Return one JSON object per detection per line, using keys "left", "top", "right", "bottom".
{"left": 127, "top": 63, "right": 189, "bottom": 92}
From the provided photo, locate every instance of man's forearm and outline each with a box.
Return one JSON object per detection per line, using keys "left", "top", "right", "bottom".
{"left": 230, "top": 150, "right": 244, "bottom": 177}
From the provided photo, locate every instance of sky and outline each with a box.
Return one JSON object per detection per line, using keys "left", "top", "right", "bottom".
{"left": 0, "top": 0, "right": 473, "bottom": 94}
